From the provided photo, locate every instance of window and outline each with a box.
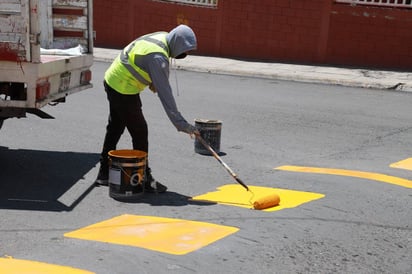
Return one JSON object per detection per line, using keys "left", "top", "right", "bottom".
{"left": 158, "top": 0, "right": 218, "bottom": 7}
{"left": 336, "top": 0, "right": 412, "bottom": 8}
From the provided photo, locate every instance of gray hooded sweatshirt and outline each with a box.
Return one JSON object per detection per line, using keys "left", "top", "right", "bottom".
{"left": 138, "top": 25, "right": 197, "bottom": 133}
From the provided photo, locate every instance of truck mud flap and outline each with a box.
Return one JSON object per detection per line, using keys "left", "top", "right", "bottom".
{"left": 0, "top": 107, "right": 54, "bottom": 119}
{"left": 26, "top": 108, "right": 54, "bottom": 119}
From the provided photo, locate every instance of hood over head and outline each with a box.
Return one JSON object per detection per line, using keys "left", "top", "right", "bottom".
{"left": 166, "top": 25, "right": 197, "bottom": 59}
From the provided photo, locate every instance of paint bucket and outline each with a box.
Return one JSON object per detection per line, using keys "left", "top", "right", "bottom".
{"left": 194, "top": 119, "right": 222, "bottom": 155}
{"left": 108, "top": 149, "right": 147, "bottom": 200}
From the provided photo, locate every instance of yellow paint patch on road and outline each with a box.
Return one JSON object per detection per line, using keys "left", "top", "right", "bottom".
{"left": 390, "top": 158, "right": 412, "bottom": 171}
{"left": 191, "top": 184, "right": 324, "bottom": 211}
{"left": 64, "top": 214, "right": 238, "bottom": 255}
{"left": 0, "top": 257, "right": 94, "bottom": 274}
{"left": 276, "top": 165, "right": 412, "bottom": 189}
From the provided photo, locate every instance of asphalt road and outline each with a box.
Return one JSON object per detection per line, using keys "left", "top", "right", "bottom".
{"left": 0, "top": 61, "right": 411, "bottom": 274}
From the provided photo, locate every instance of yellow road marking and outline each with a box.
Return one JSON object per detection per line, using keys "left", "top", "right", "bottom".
{"left": 64, "top": 214, "right": 238, "bottom": 255}
{"left": 0, "top": 258, "right": 94, "bottom": 274}
{"left": 275, "top": 165, "right": 412, "bottom": 188}
{"left": 191, "top": 184, "right": 324, "bottom": 211}
{"left": 390, "top": 158, "right": 412, "bottom": 171}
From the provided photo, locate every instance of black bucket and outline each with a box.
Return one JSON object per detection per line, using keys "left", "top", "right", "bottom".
{"left": 194, "top": 119, "right": 222, "bottom": 155}
{"left": 108, "top": 149, "right": 147, "bottom": 200}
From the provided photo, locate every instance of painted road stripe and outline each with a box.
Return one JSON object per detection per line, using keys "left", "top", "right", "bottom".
{"left": 275, "top": 165, "right": 412, "bottom": 189}
{"left": 390, "top": 158, "right": 412, "bottom": 171}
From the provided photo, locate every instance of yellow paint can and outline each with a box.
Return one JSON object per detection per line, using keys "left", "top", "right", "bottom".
{"left": 108, "top": 149, "right": 147, "bottom": 200}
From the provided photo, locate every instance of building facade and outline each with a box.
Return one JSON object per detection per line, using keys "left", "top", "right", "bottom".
{"left": 93, "top": 0, "right": 412, "bottom": 70}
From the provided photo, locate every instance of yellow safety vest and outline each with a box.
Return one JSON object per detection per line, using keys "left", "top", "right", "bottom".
{"left": 104, "top": 32, "right": 169, "bottom": 95}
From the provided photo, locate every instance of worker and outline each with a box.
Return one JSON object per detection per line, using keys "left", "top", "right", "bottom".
{"left": 95, "top": 24, "right": 199, "bottom": 193}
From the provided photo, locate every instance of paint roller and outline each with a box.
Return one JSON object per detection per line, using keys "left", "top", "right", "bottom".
{"left": 252, "top": 193, "right": 280, "bottom": 210}
{"left": 195, "top": 135, "right": 280, "bottom": 210}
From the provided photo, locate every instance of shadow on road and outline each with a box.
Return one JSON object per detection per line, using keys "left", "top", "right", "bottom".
{"left": 108, "top": 189, "right": 217, "bottom": 207}
{"left": 0, "top": 146, "right": 99, "bottom": 212}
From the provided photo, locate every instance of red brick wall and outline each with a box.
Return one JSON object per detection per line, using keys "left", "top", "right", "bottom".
{"left": 93, "top": 0, "right": 222, "bottom": 52}
{"left": 218, "top": 0, "right": 326, "bottom": 63}
{"left": 328, "top": 3, "right": 412, "bottom": 69}
{"left": 93, "top": 0, "right": 412, "bottom": 70}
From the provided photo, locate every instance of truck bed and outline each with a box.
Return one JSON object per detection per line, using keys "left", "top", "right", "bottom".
{"left": 0, "top": 0, "right": 93, "bottom": 119}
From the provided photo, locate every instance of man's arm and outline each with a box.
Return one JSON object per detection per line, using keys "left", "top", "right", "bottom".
{"left": 145, "top": 54, "right": 196, "bottom": 133}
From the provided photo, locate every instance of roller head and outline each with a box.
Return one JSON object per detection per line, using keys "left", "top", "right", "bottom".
{"left": 253, "top": 193, "right": 280, "bottom": 210}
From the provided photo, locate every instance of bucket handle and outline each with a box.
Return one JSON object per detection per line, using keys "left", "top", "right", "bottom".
{"left": 117, "top": 165, "right": 145, "bottom": 185}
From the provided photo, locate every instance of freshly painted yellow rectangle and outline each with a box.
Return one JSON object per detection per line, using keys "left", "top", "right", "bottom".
{"left": 0, "top": 258, "right": 94, "bottom": 274}
{"left": 64, "top": 214, "right": 239, "bottom": 255}
{"left": 191, "top": 184, "right": 324, "bottom": 211}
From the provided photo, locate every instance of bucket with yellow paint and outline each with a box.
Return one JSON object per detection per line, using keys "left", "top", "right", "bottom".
{"left": 108, "top": 150, "right": 147, "bottom": 200}
{"left": 194, "top": 119, "right": 222, "bottom": 155}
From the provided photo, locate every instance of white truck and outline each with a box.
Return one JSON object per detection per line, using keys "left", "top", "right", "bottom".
{"left": 0, "top": 0, "right": 93, "bottom": 130}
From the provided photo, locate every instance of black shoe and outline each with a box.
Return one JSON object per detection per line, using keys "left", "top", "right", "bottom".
{"left": 144, "top": 168, "right": 167, "bottom": 193}
{"left": 145, "top": 179, "right": 167, "bottom": 193}
{"left": 94, "top": 167, "right": 108, "bottom": 186}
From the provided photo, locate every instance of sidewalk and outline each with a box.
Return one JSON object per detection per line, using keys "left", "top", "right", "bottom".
{"left": 94, "top": 48, "right": 412, "bottom": 92}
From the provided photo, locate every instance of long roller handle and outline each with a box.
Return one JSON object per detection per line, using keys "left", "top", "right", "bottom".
{"left": 196, "top": 135, "right": 249, "bottom": 191}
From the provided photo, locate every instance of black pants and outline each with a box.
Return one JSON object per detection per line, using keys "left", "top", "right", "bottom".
{"left": 99, "top": 81, "right": 148, "bottom": 171}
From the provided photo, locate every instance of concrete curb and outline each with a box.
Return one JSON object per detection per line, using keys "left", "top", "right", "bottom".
{"left": 93, "top": 48, "right": 412, "bottom": 92}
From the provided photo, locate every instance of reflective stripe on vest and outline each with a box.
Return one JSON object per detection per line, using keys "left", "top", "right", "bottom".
{"left": 104, "top": 32, "right": 169, "bottom": 94}
{"left": 119, "top": 33, "right": 169, "bottom": 86}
